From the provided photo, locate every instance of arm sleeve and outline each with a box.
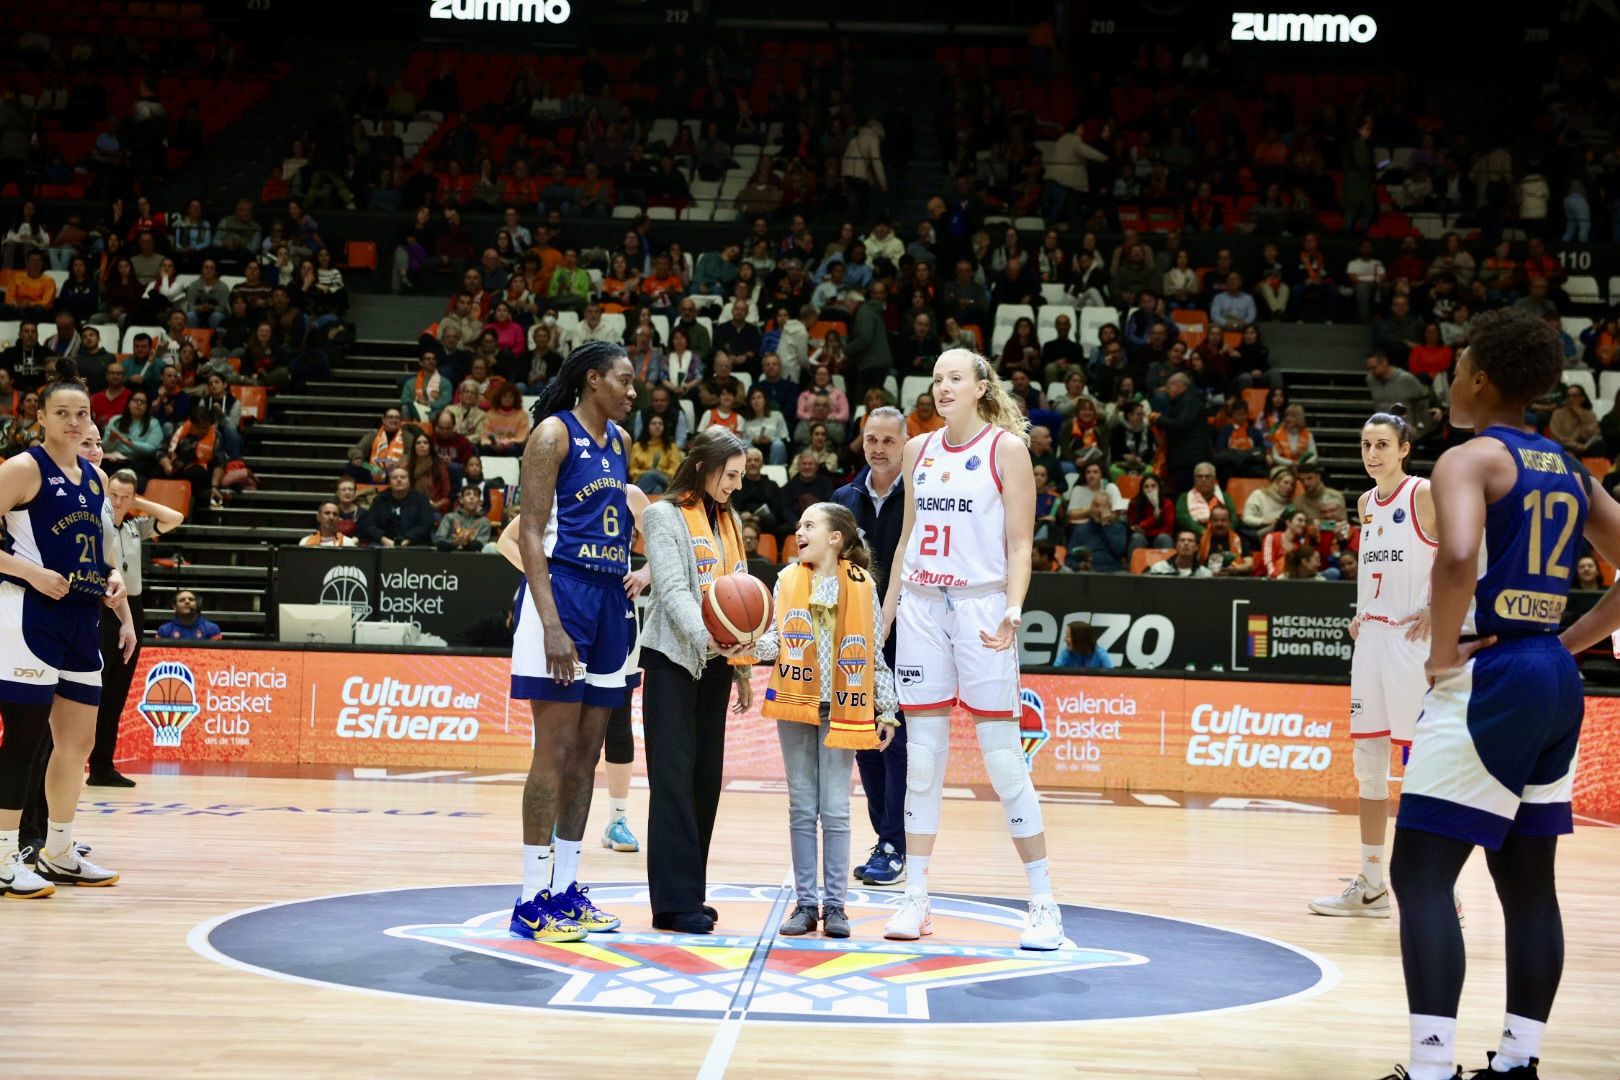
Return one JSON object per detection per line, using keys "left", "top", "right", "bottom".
{"left": 751, "top": 574, "right": 784, "bottom": 662}
{"left": 645, "top": 502, "right": 710, "bottom": 650}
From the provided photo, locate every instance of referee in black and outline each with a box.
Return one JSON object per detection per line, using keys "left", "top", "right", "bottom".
{"left": 831, "top": 405, "right": 908, "bottom": 886}
{"left": 87, "top": 469, "right": 183, "bottom": 786}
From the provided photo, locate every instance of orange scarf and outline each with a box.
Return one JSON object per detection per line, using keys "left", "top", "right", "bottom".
{"left": 413, "top": 369, "right": 441, "bottom": 404}
{"left": 678, "top": 499, "right": 752, "bottom": 667}
{"left": 370, "top": 427, "right": 406, "bottom": 469}
{"left": 175, "top": 421, "right": 219, "bottom": 466}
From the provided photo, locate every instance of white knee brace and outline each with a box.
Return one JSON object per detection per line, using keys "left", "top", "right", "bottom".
{"left": 977, "top": 721, "right": 1044, "bottom": 839}
{"left": 903, "top": 714, "right": 950, "bottom": 836}
{"left": 1354, "top": 736, "right": 1390, "bottom": 801}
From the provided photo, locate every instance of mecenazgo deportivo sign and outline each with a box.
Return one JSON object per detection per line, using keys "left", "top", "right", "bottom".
{"left": 427, "top": 0, "right": 572, "bottom": 24}
{"left": 1230, "top": 12, "right": 1378, "bottom": 43}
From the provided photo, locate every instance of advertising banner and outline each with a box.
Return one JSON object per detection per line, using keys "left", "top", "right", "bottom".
{"left": 78, "top": 647, "right": 1613, "bottom": 817}
{"left": 275, "top": 548, "right": 521, "bottom": 645}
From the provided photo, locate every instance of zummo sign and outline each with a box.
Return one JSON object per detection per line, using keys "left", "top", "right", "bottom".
{"left": 1230, "top": 12, "right": 1378, "bottom": 42}
{"left": 428, "top": 0, "right": 572, "bottom": 23}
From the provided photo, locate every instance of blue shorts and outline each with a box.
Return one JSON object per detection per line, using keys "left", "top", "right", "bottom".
{"left": 510, "top": 562, "right": 638, "bottom": 708}
{"left": 0, "top": 582, "right": 103, "bottom": 707}
{"left": 1399, "top": 635, "right": 1583, "bottom": 850}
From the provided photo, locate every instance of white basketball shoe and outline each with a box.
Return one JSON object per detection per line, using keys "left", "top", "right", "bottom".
{"left": 883, "top": 893, "right": 932, "bottom": 940}
{"left": 1020, "top": 899, "right": 1066, "bottom": 951}
{"left": 1308, "top": 874, "right": 1391, "bottom": 918}
{"left": 36, "top": 847, "right": 119, "bottom": 887}
{"left": 1, "top": 848, "right": 55, "bottom": 899}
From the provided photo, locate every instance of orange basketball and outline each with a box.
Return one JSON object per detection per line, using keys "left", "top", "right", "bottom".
{"left": 702, "top": 573, "right": 774, "bottom": 647}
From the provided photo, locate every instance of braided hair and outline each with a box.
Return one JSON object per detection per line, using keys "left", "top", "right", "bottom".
{"left": 529, "top": 340, "right": 628, "bottom": 424}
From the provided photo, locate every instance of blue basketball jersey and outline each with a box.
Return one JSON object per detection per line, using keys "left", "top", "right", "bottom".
{"left": 1, "top": 446, "right": 109, "bottom": 606}
{"left": 1465, "top": 426, "right": 1589, "bottom": 638}
{"left": 543, "top": 410, "right": 630, "bottom": 576}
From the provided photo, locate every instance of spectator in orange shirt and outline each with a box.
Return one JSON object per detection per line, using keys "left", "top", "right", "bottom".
{"left": 3, "top": 250, "right": 57, "bottom": 319}
{"left": 501, "top": 160, "right": 542, "bottom": 211}
{"left": 639, "top": 253, "right": 685, "bottom": 316}
{"left": 905, "top": 390, "right": 946, "bottom": 439}
{"left": 1407, "top": 323, "right": 1454, "bottom": 380}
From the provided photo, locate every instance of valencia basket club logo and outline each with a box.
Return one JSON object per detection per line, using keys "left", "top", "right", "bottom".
{"left": 690, "top": 536, "right": 719, "bottom": 583}
{"left": 192, "top": 883, "right": 1335, "bottom": 1024}
{"left": 836, "top": 635, "right": 868, "bottom": 686}
{"left": 1019, "top": 686, "right": 1049, "bottom": 765}
{"left": 320, "top": 563, "right": 372, "bottom": 625}
{"left": 136, "top": 661, "right": 200, "bottom": 748}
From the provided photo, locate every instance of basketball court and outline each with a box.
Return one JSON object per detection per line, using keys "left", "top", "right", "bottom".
{"left": 12, "top": 764, "right": 1619, "bottom": 1079}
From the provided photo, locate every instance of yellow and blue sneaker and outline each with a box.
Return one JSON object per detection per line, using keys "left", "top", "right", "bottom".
{"left": 601, "top": 816, "right": 639, "bottom": 853}
{"left": 509, "top": 891, "right": 587, "bottom": 942}
{"left": 552, "top": 882, "right": 622, "bottom": 932}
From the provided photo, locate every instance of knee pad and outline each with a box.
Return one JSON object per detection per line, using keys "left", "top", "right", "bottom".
{"left": 902, "top": 716, "right": 949, "bottom": 835}
{"left": 603, "top": 703, "right": 634, "bottom": 765}
{"left": 1354, "top": 736, "right": 1390, "bottom": 801}
{"left": 977, "top": 721, "right": 1044, "bottom": 839}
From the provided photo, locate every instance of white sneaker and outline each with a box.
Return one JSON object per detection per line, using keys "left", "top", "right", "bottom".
{"left": 1307, "top": 874, "right": 1390, "bottom": 918}
{"left": 36, "top": 847, "right": 119, "bottom": 887}
{"left": 883, "top": 893, "right": 932, "bottom": 940}
{"left": 1, "top": 848, "right": 56, "bottom": 899}
{"left": 1020, "top": 899, "right": 1066, "bottom": 951}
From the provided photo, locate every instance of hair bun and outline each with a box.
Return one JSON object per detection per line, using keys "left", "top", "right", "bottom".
{"left": 53, "top": 357, "right": 81, "bottom": 384}
{"left": 1389, "top": 403, "right": 1408, "bottom": 418}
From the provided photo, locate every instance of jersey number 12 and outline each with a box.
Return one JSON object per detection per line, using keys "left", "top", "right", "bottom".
{"left": 1523, "top": 489, "right": 1578, "bottom": 578}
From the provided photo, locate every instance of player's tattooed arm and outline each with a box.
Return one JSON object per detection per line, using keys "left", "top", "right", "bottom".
{"left": 519, "top": 416, "right": 578, "bottom": 682}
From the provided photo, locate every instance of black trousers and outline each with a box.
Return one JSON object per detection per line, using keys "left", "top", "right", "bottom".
{"left": 855, "top": 712, "right": 906, "bottom": 856}
{"left": 641, "top": 648, "right": 734, "bottom": 917}
{"left": 90, "top": 596, "right": 142, "bottom": 773}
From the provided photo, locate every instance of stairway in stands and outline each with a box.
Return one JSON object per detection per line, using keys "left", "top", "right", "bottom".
{"left": 144, "top": 339, "right": 419, "bottom": 640}
{"left": 1286, "top": 368, "right": 1440, "bottom": 493}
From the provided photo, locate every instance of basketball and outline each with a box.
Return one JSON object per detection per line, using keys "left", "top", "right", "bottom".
{"left": 702, "top": 573, "right": 773, "bottom": 647}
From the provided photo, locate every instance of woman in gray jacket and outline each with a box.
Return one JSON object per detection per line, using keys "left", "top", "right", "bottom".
{"left": 640, "top": 428, "right": 753, "bottom": 935}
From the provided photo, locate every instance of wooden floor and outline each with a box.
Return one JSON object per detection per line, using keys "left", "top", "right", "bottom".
{"left": 8, "top": 770, "right": 1619, "bottom": 1080}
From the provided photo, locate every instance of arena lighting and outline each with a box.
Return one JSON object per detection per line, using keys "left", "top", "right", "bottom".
{"left": 1229, "top": 12, "right": 1378, "bottom": 42}
{"left": 427, "top": 0, "right": 572, "bottom": 23}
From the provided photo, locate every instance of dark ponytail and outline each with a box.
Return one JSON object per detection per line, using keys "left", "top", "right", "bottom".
{"left": 1364, "top": 402, "right": 1413, "bottom": 450}
{"left": 41, "top": 357, "right": 88, "bottom": 403}
{"left": 529, "top": 340, "right": 627, "bottom": 423}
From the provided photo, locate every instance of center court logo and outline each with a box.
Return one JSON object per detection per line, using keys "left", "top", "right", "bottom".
{"left": 320, "top": 564, "right": 372, "bottom": 625}
{"left": 136, "top": 661, "right": 200, "bottom": 747}
{"left": 192, "top": 883, "right": 1336, "bottom": 1024}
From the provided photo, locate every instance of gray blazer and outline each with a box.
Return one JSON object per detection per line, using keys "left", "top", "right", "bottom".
{"left": 640, "top": 498, "right": 746, "bottom": 678}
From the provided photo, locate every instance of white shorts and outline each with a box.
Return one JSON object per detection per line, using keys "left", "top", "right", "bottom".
{"left": 894, "top": 587, "right": 1019, "bottom": 718}
{"left": 1349, "top": 620, "right": 1428, "bottom": 746}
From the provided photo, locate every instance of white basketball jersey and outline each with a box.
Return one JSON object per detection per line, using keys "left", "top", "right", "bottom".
{"left": 902, "top": 425, "right": 1010, "bottom": 590}
{"left": 1356, "top": 476, "right": 1436, "bottom": 625}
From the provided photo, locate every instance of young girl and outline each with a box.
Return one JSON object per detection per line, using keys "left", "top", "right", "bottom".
{"left": 1309, "top": 404, "right": 1435, "bottom": 919}
{"left": 881, "top": 348, "right": 1064, "bottom": 951}
{"left": 754, "top": 502, "right": 897, "bottom": 938}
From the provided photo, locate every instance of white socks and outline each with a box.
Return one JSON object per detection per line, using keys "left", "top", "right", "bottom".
{"left": 0, "top": 828, "right": 16, "bottom": 858}
{"left": 1362, "top": 844, "right": 1386, "bottom": 891}
{"left": 1408, "top": 1014, "right": 1457, "bottom": 1080}
{"left": 609, "top": 796, "right": 630, "bottom": 821}
{"left": 521, "top": 844, "right": 553, "bottom": 901}
{"left": 905, "top": 854, "right": 930, "bottom": 897}
{"left": 1024, "top": 857, "right": 1053, "bottom": 903}
{"left": 553, "top": 838, "right": 582, "bottom": 892}
{"left": 44, "top": 820, "right": 73, "bottom": 860}
{"left": 1495, "top": 1013, "right": 1545, "bottom": 1071}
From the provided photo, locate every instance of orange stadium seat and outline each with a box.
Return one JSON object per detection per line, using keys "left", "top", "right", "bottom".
{"left": 143, "top": 479, "right": 191, "bottom": 520}
{"left": 1227, "top": 478, "right": 1268, "bottom": 515}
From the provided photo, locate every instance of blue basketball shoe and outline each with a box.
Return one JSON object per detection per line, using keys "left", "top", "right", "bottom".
{"left": 601, "top": 816, "right": 640, "bottom": 853}
{"left": 552, "top": 882, "right": 622, "bottom": 932}
{"left": 509, "top": 891, "right": 587, "bottom": 942}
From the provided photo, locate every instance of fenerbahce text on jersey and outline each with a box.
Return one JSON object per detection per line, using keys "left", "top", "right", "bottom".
{"left": 1463, "top": 426, "right": 1590, "bottom": 638}
{"left": 542, "top": 411, "right": 631, "bottom": 576}
{"left": 903, "top": 425, "right": 1012, "bottom": 590}
{"left": 1356, "top": 475, "right": 1436, "bottom": 626}
{"left": 1, "top": 446, "right": 110, "bottom": 605}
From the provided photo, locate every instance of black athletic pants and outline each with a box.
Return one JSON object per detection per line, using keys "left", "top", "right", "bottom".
{"left": 855, "top": 713, "right": 906, "bottom": 857}
{"left": 90, "top": 596, "right": 142, "bottom": 773}
{"left": 641, "top": 648, "right": 733, "bottom": 918}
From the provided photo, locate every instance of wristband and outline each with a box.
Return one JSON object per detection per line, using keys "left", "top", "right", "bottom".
{"left": 1004, "top": 606, "right": 1022, "bottom": 620}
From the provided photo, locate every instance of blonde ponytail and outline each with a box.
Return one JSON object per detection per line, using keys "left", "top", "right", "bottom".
{"left": 956, "top": 349, "right": 1031, "bottom": 445}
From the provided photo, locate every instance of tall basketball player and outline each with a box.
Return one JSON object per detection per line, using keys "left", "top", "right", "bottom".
{"left": 497, "top": 494, "right": 650, "bottom": 855}
{"left": 879, "top": 349, "right": 1065, "bottom": 951}
{"left": 508, "top": 341, "right": 638, "bottom": 942}
{"left": 1379, "top": 308, "right": 1605, "bottom": 1080}
{"left": 0, "top": 363, "right": 135, "bottom": 898}
{"left": 1310, "top": 405, "right": 1435, "bottom": 918}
